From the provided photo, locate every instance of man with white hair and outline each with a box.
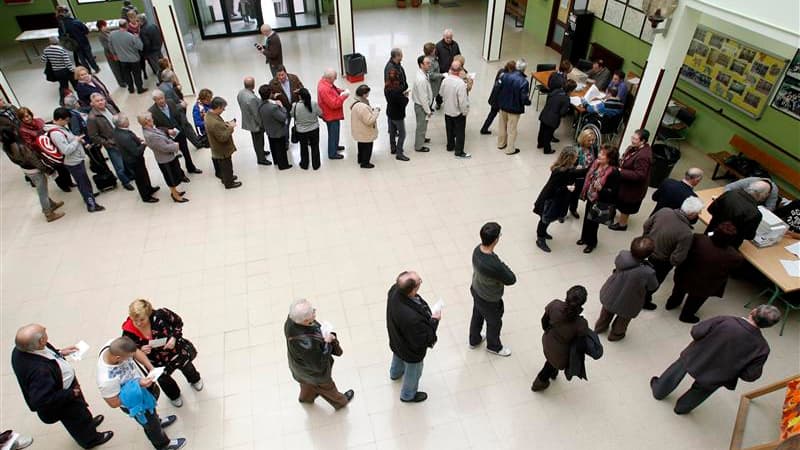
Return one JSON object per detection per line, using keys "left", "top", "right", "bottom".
{"left": 11, "top": 324, "right": 114, "bottom": 448}
{"left": 108, "top": 19, "right": 146, "bottom": 94}
{"left": 496, "top": 58, "right": 531, "bottom": 156}
{"left": 284, "top": 299, "right": 354, "bottom": 410}
{"left": 317, "top": 68, "right": 349, "bottom": 160}
{"left": 148, "top": 89, "right": 202, "bottom": 175}
{"left": 641, "top": 196, "right": 705, "bottom": 310}
{"left": 707, "top": 179, "right": 769, "bottom": 247}
{"left": 87, "top": 93, "right": 136, "bottom": 191}
{"left": 257, "top": 24, "right": 282, "bottom": 77}
{"left": 650, "top": 168, "right": 703, "bottom": 215}
{"left": 440, "top": 60, "right": 470, "bottom": 158}
{"left": 113, "top": 113, "right": 159, "bottom": 202}
{"left": 724, "top": 176, "right": 780, "bottom": 211}
{"left": 237, "top": 76, "right": 271, "bottom": 165}
{"left": 435, "top": 29, "right": 461, "bottom": 109}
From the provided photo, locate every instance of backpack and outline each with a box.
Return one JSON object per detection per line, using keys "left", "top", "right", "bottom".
{"left": 119, "top": 379, "right": 157, "bottom": 425}
{"left": 31, "top": 128, "right": 67, "bottom": 169}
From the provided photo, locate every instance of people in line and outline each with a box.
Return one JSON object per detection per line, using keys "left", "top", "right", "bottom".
{"left": 291, "top": 88, "right": 323, "bottom": 170}
{"left": 140, "top": 112, "right": 189, "bottom": 203}
{"left": 109, "top": 20, "right": 147, "bottom": 94}
{"left": 96, "top": 337, "right": 186, "bottom": 449}
{"left": 112, "top": 113, "right": 159, "bottom": 203}
{"left": 384, "top": 48, "right": 408, "bottom": 91}
{"left": 706, "top": 179, "right": 770, "bottom": 247}
{"left": 350, "top": 84, "right": 380, "bottom": 169}
{"left": 41, "top": 36, "right": 77, "bottom": 106}
{"left": 532, "top": 285, "right": 591, "bottom": 392}
{"left": 578, "top": 145, "right": 620, "bottom": 253}
{"left": 386, "top": 271, "right": 441, "bottom": 403}
{"left": 56, "top": 6, "right": 100, "bottom": 74}
{"left": 469, "top": 222, "right": 516, "bottom": 356}
{"left": 87, "top": 93, "right": 136, "bottom": 191}
{"left": 156, "top": 71, "right": 184, "bottom": 109}
{"left": 666, "top": 222, "right": 745, "bottom": 323}
{"left": 724, "top": 176, "right": 779, "bottom": 211}
{"left": 97, "top": 20, "right": 126, "bottom": 89}
{"left": 538, "top": 78, "right": 577, "bottom": 154}
{"left": 258, "top": 84, "right": 291, "bottom": 170}
{"left": 641, "top": 197, "right": 704, "bottom": 309}
{"left": 285, "top": 299, "right": 354, "bottom": 409}
{"left": 385, "top": 69, "right": 410, "bottom": 161}
{"left": 122, "top": 299, "right": 203, "bottom": 408}
{"left": 595, "top": 236, "right": 658, "bottom": 341}
{"left": 435, "top": 29, "right": 461, "bottom": 108}
{"left": 148, "top": 89, "right": 202, "bottom": 175}
{"left": 16, "top": 106, "right": 74, "bottom": 192}
{"left": 50, "top": 107, "right": 106, "bottom": 212}
{"left": 440, "top": 60, "right": 471, "bottom": 158}
{"left": 192, "top": 88, "right": 213, "bottom": 136}
{"left": 12, "top": 324, "right": 114, "bottom": 449}
{"left": 610, "top": 129, "right": 653, "bottom": 231}
{"left": 496, "top": 58, "right": 531, "bottom": 155}
{"left": 481, "top": 60, "right": 516, "bottom": 135}
{"left": 534, "top": 147, "right": 579, "bottom": 252}
{"left": 412, "top": 55, "right": 434, "bottom": 153}
{"left": 206, "top": 96, "right": 242, "bottom": 188}
{"left": 566, "top": 129, "right": 598, "bottom": 220}
{"left": 317, "top": 68, "right": 348, "bottom": 160}
{"left": 237, "top": 76, "right": 272, "bottom": 166}
{"left": 650, "top": 305, "right": 780, "bottom": 414}
{"left": 650, "top": 168, "right": 703, "bottom": 215}
{"left": 75, "top": 66, "right": 118, "bottom": 112}
{"left": 587, "top": 59, "right": 611, "bottom": 91}
{"left": 422, "top": 42, "right": 444, "bottom": 111}
{"left": 258, "top": 24, "right": 283, "bottom": 77}
{"left": 269, "top": 65, "right": 304, "bottom": 110}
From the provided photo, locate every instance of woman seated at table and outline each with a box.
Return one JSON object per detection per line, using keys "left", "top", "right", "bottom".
{"left": 548, "top": 60, "right": 586, "bottom": 89}
{"left": 75, "top": 66, "right": 119, "bottom": 112}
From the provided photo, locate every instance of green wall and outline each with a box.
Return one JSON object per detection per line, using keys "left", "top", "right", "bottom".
{"left": 69, "top": 0, "right": 145, "bottom": 22}
{"left": 351, "top": 0, "right": 395, "bottom": 9}
{"left": 586, "top": 19, "right": 800, "bottom": 193}
{"left": 523, "top": 0, "right": 553, "bottom": 45}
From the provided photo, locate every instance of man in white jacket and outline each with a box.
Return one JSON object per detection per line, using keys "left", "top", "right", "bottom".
{"left": 439, "top": 60, "right": 470, "bottom": 159}
{"left": 412, "top": 56, "right": 433, "bottom": 153}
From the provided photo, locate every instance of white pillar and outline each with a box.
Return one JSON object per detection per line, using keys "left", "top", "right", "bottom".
{"left": 0, "top": 69, "right": 20, "bottom": 106}
{"left": 334, "top": 0, "right": 355, "bottom": 75}
{"left": 620, "top": 2, "right": 700, "bottom": 151}
{"left": 482, "top": 0, "right": 507, "bottom": 61}
{"left": 151, "top": 0, "right": 197, "bottom": 96}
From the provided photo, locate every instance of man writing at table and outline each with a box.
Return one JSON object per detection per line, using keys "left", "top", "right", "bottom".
{"left": 581, "top": 86, "right": 624, "bottom": 118}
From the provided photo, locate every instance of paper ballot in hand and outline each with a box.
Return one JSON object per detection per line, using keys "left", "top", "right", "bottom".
{"left": 431, "top": 299, "right": 445, "bottom": 315}
{"left": 320, "top": 321, "right": 335, "bottom": 339}
{"left": 68, "top": 340, "right": 90, "bottom": 361}
{"left": 147, "top": 366, "right": 165, "bottom": 380}
{"left": 149, "top": 337, "right": 168, "bottom": 348}
{"left": 340, "top": 89, "right": 351, "bottom": 97}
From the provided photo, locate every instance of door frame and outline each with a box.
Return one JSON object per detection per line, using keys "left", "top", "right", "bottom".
{"left": 545, "top": 0, "right": 573, "bottom": 52}
{"left": 193, "top": 0, "right": 265, "bottom": 39}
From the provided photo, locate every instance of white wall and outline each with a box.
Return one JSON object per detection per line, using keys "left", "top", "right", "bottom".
{"left": 690, "top": 0, "right": 800, "bottom": 45}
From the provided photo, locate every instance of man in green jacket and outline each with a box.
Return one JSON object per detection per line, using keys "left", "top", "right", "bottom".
{"left": 205, "top": 97, "right": 242, "bottom": 189}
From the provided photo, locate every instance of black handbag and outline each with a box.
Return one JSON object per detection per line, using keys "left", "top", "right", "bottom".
{"left": 587, "top": 201, "right": 616, "bottom": 224}
{"left": 167, "top": 338, "right": 198, "bottom": 370}
{"left": 44, "top": 59, "right": 56, "bottom": 82}
{"left": 290, "top": 103, "right": 299, "bottom": 143}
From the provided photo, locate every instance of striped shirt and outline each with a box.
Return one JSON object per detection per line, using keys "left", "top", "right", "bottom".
{"left": 41, "top": 45, "right": 74, "bottom": 71}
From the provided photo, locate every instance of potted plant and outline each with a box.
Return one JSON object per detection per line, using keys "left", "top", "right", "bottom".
{"left": 322, "top": 0, "right": 335, "bottom": 24}
{"left": 397, "top": 0, "right": 406, "bottom": 8}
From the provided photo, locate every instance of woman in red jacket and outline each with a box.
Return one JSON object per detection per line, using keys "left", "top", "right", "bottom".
{"left": 317, "top": 69, "right": 350, "bottom": 160}
{"left": 16, "top": 107, "right": 74, "bottom": 192}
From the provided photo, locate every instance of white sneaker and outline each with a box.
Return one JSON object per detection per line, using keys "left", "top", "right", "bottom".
{"left": 170, "top": 397, "right": 183, "bottom": 407}
{"left": 469, "top": 331, "right": 487, "bottom": 349}
{"left": 12, "top": 434, "right": 33, "bottom": 450}
{"left": 488, "top": 347, "right": 512, "bottom": 357}
{"left": 191, "top": 379, "right": 204, "bottom": 391}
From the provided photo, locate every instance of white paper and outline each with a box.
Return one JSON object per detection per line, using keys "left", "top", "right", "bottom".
{"left": 147, "top": 366, "right": 165, "bottom": 380}
{"left": 320, "top": 321, "right": 334, "bottom": 339}
{"left": 785, "top": 242, "right": 800, "bottom": 258}
{"left": 570, "top": 96, "right": 583, "bottom": 107}
{"left": 467, "top": 72, "right": 477, "bottom": 80}
{"left": 628, "top": 77, "right": 641, "bottom": 84}
{"left": 780, "top": 259, "right": 800, "bottom": 277}
{"left": 431, "top": 299, "right": 445, "bottom": 315}
{"left": 149, "top": 337, "right": 168, "bottom": 348}
{"left": 583, "top": 84, "right": 605, "bottom": 102}
{"left": 68, "top": 340, "right": 90, "bottom": 361}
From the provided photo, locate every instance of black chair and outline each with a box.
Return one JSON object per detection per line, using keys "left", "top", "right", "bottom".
{"left": 656, "top": 107, "right": 696, "bottom": 150}
{"left": 576, "top": 59, "right": 593, "bottom": 73}
{"left": 532, "top": 63, "right": 557, "bottom": 110}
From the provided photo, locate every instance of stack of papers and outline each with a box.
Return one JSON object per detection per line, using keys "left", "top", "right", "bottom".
{"left": 785, "top": 242, "right": 800, "bottom": 258}
{"left": 780, "top": 260, "right": 800, "bottom": 277}
{"left": 570, "top": 84, "right": 605, "bottom": 107}
{"left": 68, "top": 340, "right": 90, "bottom": 361}
{"left": 431, "top": 299, "right": 445, "bottom": 315}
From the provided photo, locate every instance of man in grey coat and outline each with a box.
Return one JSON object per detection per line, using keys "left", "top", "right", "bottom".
{"left": 641, "top": 196, "right": 704, "bottom": 310}
{"left": 651, "top": 305, "right": 780, "bottom": 414}
{"left": 237, "top": 76, "right": 271, "bottom": 165}
{"left": 109, "top": 20, "right": 147, "bottom": 94}
{"left": 87, "top": 93, "right": 135, "bottom": 191}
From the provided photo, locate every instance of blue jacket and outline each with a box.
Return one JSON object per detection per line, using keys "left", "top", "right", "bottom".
{"left": 497, "top": 71, "right": 531, "bottom": 114}
{"left": 62, "top": 17, "right": 90, "bottom": 47}
{"left": 119, "top": 380, "right": 156, "bottom": 425}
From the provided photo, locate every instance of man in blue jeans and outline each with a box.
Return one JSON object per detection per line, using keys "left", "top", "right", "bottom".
{"left": 386, "top": 271, "right": 441, "bottom": 403}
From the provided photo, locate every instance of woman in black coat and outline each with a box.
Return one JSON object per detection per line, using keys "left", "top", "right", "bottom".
{"left": 385, "top": 69, "right": 409, "bottom": 161}
{"left": 534, "top": 146, "right": 579, "bottom": 253}
{"left": 578, "top": 145, "right": 620, "bottom": 254}
{"left": 537, "top": 79, "right": 576, "bottom": 154}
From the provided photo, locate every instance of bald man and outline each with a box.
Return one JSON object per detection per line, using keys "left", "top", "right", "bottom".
{"left": 237, "top": 76, "right": 272, "bottom": 165}
{"left": 707, "top": 180, "right": 769, "bottom": 248}
{"left": 11, "top": 324, "right": 114, "bottom": 448}
{"left": 440, "top": 60, "right": 471, "bottom": 158}
{"left": 257, "top": 25, "right": 282, "bottom": 77}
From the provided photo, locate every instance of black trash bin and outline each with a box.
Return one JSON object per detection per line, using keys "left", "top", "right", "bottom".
{"left": 649, "top": 144, "right": 681, "bottom": 188}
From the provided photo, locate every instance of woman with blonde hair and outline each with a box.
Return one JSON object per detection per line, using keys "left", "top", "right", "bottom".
{"left": 452, "top": 54, "right": 474, "bottom": 93}
{"left": 566, "top": 128, "right": 599, "bottom": 219}
{"left": 74, "top": 66, "right": 118, "bottom": 112}
{"left": 122, "top": 299, "right": 202, "bottom": 407}
{"left": 533, "top": 146, "right": 579, "bottom": 252}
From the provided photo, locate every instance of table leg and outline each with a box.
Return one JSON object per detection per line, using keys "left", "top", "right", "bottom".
{"left": 744, "top": 283, "right": 782, "bottom": 309}
{"left": 20, "top": 42, "right": 32, "bottom": 64}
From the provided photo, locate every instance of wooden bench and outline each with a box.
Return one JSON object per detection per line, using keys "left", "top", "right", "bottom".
{"left": 505, "top": 0, "right": 526, "bottom": 28}
{"left": 708, "top": 135, "right": 800, "bottom": 199}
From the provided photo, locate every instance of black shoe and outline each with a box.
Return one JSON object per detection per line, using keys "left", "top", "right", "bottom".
{"left": 446, "top": 148, "right": 454, "bottom": 152}
{"left": 257, "top": 160, "right": 273, "bottom": 166}
{"left": 536, "top": 238, "right": 551, "bottom": 253}
{"left": 551, "top": 137, "right": 560, "bottom": 143}
{"left": 608, "top": 223, "right": 628, "bottom": 231}
{"left": 400, "top": 392, "right": 428, "bottom": 403}
{"left": 455, "top": 153, "right": 472, "bottom": 159}
{"left": 189, "top": 169, "right": 203, "bottom": 174}
{"left": 665, "top": 299, "right": 681, "bottom": 311}
{"left": 181, "top": 176, "right": 190, "bottom": 183}
{"left": 160, "top": 415, "right": 177, "bottom": 428}
{"left": 424, "top": 138, "right": 431, "bottom": 143}
{"left": 225, "top": 181, "right": 243, "bottom": 189}
{"left": 59, "top": 186, "right": 72, "bottom": 193}
{"left": 123, "top": 183, "right": 135, "bottom": 191}
{"left": 278, "top": 165, "right": 293, "bottom": 170}
{"left": 137, "top": 88, "right": 149, "bottom": 94}
{"left": 576, "top": 240, "right": 585, "bottom": 245}
{"left": 344, "top": 390, "right": 354, "bottom": 402}
{"left": 92, "top": 415, "right": 105, "bottom": 428}
{"left": 172, "top": 195, "right": 189, "bottom": 203}
{"left": 300, "top": 164, "right": 309, "bottom": 170}
{"left": 337, "top": 145, "right": 345, "bottom": 150}
{"left": 415, "top": 147, "right": 430, "bottom": 152}
{"left": 543, "top": 233, "right": 553, "bottom": 240}
{"left": 87, "top": 431, "right": 114, "bottom": 448}
{"left": 396, "top": 154, "right": 410, "bottom": 161}
{"left": 151, "top": 186, "right": 161, "bottom": 194}
{"left": 642, "top": 301, "right": 658, "bottom": 311}
{"left": 583, "top": 245, "right": 595, "bottom": 254}
{"left": 531, "top": 378, "right": 550, "bottom": 392}
{"left": 128, "top": 89, "right": 135, "bottom": 94}
{"left": 480, "top": 129, "right": 491, "bottom": 135}
{"left": 329, "top": 154, "right": 344, "bottom": 160}
{"left": 649, "top": 377, "right": 660, "bottom": 396}
{"left": 558, "top": 217, "right": 565, "bottom": 223}
{"left": 507, "top": 149, "right": 521, "bottom": 155}
{"left": 390, "top": 148, "right": 397, "bottom": 154}
{"left": 360, "top": 163, "right": 375, "bottom": 169}
{"left": 88, "top": 204, "right": 106, "bottom": 213}
{"left": 537, "top": 144, "right": 543, "bottom": 149}
{"left": 679, "top": 314, "right": 700, "bottom": 324}
{"left": 144, "top": 197, "right": 159, "bottom": 203}
{"left": 570, "top": 210, "right": 580, "bottom": 219}
{"left": 543, "top": 149, "right": 555, "bottom": 154}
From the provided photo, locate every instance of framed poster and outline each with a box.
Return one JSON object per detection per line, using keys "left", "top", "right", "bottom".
{"left": 621, "top": 7, "right": 645, "bottom": 37}
{"left": 603, "top": 0, "right": 625, "bottom": 27}
{"left": 680, "top": 25, "right": 788, "bottom": 119}
{"left": 770, "top": 49, "right": 800, "bottom": 120}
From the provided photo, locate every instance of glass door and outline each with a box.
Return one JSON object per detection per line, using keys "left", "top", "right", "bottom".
{"left": 546, "top": 0, "right": 573, "bottom": 51}
{"left": 261, "top": 0, "right": 320, "bottom": 31}
{"left": 195, "top": 0, "right": 261, "bottom": 39}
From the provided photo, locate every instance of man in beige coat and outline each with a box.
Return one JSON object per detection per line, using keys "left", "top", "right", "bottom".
{"left": 350, "top": 84, "right": 380, "bottom": 169}
{"left": 205, "top": 97, "right": 242, "bottom": 189}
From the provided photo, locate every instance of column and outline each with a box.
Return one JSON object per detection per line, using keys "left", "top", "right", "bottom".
{"left": 335, "top": 0, "right": 355, "bottom": 76}
{"left": 0, "top": 69, "right": 20, "bottom": 106}
{"left": 620, "top": 3, "right": 700, "bottom": 151}
{"left": 151, "top": 0, "right": 196, "bottom": 96}
{"left": 482, "top": 0, "right": 507, "bottom": 61}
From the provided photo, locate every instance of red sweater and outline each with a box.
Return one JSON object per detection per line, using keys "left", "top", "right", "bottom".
{"left": 317, "top": 78, "right": 345, "bottom": 122}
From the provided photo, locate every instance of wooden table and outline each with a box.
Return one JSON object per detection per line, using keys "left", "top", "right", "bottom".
{"left": 15, "top": 19, "right": 120, "bottom": 64}
{"left": 532, "top": 70, "right": 590, "bottom": 98}
{"left": 697, "top": 187, "right": 800, "bottom": 303}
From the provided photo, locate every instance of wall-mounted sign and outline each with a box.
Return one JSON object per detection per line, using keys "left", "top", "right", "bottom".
{"left": 770, "top": 48, "right": 800, "bottom": 121}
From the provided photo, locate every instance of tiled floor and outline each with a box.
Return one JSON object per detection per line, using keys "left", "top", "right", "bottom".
{"left": 1, "top": 2, "right": 797, "bottom": 449}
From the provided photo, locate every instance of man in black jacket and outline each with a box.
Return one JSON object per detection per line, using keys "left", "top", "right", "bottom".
{"left": 113, "top": 113, "right": 159, "bottom": 202}
{"left": 650, "top": 305, "right": 780, "bottom": 414}
{"left": 383, "top": 48, "right": 408, "bottom": 91}
{"left": 149, "top": 89, "right": 202, "bottom": 175}
{"left": 650, "top": 168, "right": 703, "bottom": 215}
{"left": 386, "top": 271, "right": 441, "bottom": 403}
{"left": 11, "top": 324, "right": 114, "bottom": 448}
{"left": 138, "top": 15, "right": 163, "bottom": 79}
{"left": 538, "top": 79, "right": 576, "bottom": 154}
{"left": 706, "top": 179, "right": 770, "bottom": 247}
{"left": 434, "top": 29, "right": 460, "bottom": 108}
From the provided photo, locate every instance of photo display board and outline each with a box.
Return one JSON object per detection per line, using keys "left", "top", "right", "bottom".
{"left": 770, "top": 49, "right": 800, "bottom": 121}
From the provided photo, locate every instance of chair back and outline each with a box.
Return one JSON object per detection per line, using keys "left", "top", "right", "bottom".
{"left": 535, "top": 63, "right": 556, "bottom": 72}
{"left": 676, "top": 108, "right": 696, "bottom": 127}
{"left": 576, "top": 59, "right": 593, "bottom": 72}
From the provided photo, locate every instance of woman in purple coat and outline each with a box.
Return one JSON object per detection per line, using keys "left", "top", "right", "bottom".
{"left": 609, "top": 129, "right": 653, "bottom": 231}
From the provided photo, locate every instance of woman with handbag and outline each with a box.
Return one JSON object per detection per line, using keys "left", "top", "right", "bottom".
{"left": 291, "top": 88, "right": 323, "bottom": 170}
{"left": 121, "top": 299, "right": 202, "bottom": 407}
{"left": 565, "top": 128, "right": 598, "bottom": 220}
{"left": 578, "top": 145, "right": 620, "bottom": 254}
{"left": 533, "top": 146, "right": 579, "bottom": 253}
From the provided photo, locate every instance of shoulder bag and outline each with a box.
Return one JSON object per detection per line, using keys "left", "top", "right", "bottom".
{"left": 587, "top": 201, "right": 616, "bottom": 225}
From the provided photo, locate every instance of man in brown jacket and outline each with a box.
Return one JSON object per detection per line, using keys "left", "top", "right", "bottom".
{"left": 269, "top": 66, "right": 304, "bottom": 109}
{"left": 650, "top": 304, "right": 780, "bottom": 414}
{"left": 87, "top": 93, "right": 135, "bottom": 191}
{"left": 258, "top": 25, "right": 282, "bottom": 78}
{"left": 205, "top": 97, "right": 241, "bottom": 189}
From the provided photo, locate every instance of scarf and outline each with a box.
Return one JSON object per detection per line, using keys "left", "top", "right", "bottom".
{"left": 581, "top": 161, "right": 613, "bottom": 202}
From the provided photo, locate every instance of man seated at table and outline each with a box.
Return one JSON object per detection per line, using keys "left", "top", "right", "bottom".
{"left": 581, "top": 86, "right": 624, "bottom": 118}
{"left": 548, "top": 60, "right": 586, "bottom": 89}
{"left": 607, "top": 71, "right": 628, "bottom": 103}
{"left": 587, "top": 59, "right": 611, "bottom": 91}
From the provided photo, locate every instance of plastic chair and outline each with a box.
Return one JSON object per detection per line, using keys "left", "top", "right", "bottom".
{"left": 533, "top": 63, "right": 556, "bottom": 110}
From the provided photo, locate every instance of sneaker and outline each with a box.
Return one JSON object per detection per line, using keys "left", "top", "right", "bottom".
{"left": 45, "top": 211, "right": 65, "bottom": 222}
{"left": 488, "top": 347, "right": 512, "bottom": 357}
{"left": 191, "top": 379, "right": 204, "bottom": 391}
{"left": 11, "top": 434, "right": 33, "bottom": 450}
{"left": 400, "top": 392, "right": 428, "bottom": 403}
{"left": 88, "top": 204, "right": 106, "bottom": 213}
{"left": 164, "top": 438, "right": 187, "bottom": 450}
{"left": 170, "top": 397, "right": 183, "bottom": 407}
{"left": 469, "top": 331, "right": 486, "bottom": 349}
{"left": 160, "top": 415, "right": 177, "bottom": 428}
{"left": 455, "top": 153, "right": 471, "bottom": 159}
